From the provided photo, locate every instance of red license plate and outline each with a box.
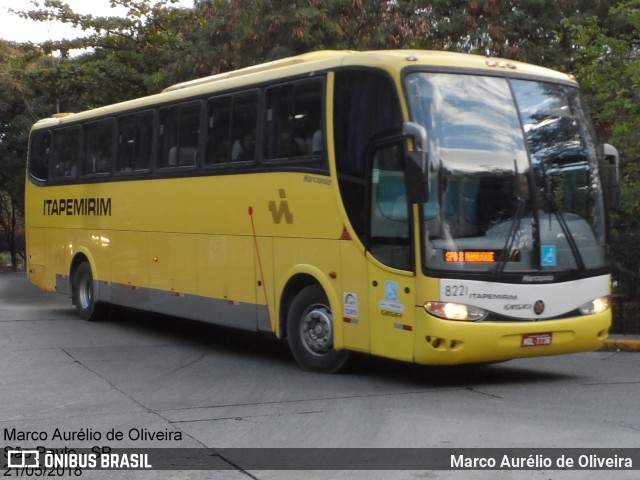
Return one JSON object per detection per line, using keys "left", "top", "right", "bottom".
{"left": 522, "top": 333, "right": 552, "bottom": 347}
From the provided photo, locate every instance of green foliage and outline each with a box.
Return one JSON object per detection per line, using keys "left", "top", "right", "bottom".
{"left": 188, "top": 0, "right": 425, "bottom": 74}
{"left": 15, "top": 0, "right": 198, "bottom": 109}
{"left": 564, "top": 1, "right": 640, "bottom": 298}
{"left": 0, "top": 42, "right": 34, "bottom": 269}
{"left": 414, "top": 0, "right": 619, "bottom": 68}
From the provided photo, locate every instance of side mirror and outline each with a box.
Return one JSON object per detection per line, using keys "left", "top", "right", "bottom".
{"left": 603, "top": 143, "right": 621, "bottom": 210}
{"left": 402, "top": 122, "right": 429, "bottom": 204}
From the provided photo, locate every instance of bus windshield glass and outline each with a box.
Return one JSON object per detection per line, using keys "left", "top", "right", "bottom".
{"left": 405, "top": 72, "right": 607, "bottom": 275}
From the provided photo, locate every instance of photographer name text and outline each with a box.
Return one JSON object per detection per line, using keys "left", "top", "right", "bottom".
{"left": 4, "top": 427, "right": 181, "bottom": 443}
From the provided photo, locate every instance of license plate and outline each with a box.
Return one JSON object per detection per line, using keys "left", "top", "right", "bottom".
{"left": 522, "top": 332, "right": 552, "bottom": 347}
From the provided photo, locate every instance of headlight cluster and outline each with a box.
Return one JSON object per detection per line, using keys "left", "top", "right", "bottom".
{"left": 424, "top": 295, "right": 611, "bottom": 321}
{"left": 424, "top": 302, "right": 487, "bottom": 321}
{"left": 578, "top": 296, "right": 611, "bottom": 315}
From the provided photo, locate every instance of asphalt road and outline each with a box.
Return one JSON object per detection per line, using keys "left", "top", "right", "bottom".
{"left": 1, "top": 272, "right": 639, "bottom": 480}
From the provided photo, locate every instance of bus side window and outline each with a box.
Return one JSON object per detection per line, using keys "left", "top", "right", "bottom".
{"left": 369, "top": 142, "right": 412, "bottom": 271}
{"left": 159, "top": 102, "right": 201, "bottom": 168}
{"left": 29, "top": 130, "right": 52, "bottom": 181}
{"left": 206, "top": 97, "right": 231, "bottom": 164}
{"left": 50, "top": 126, "right": 81, "bottom": 179}
{"left": 334, "top": 69, "right": 403, "bottom": 241}
{"left": 84, "top": 119, "right": 114, "bottom": 175}
{"left": 159, "top": 106, "right": 179, "bottom": 168}
{"left": 205, "top": 97, "right": 231, "bottom": 165}
{"left": 265, "top": 85, "right": 294, "bottom": 159}
{"left": 229, "top": 93, "right": 258, "bottom": 162}
{"left": 205, "top": 92, "right": 257, "bottom": 165}
{"left": 264, "top": 80, "right": 323, "bottom": 161}
{"left": 117, "top": 111, "right": 154, "bottom": 172}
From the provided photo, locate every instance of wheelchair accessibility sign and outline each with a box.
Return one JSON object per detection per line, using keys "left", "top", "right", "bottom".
{"left": 541, "top": 245, "right": 557, "bottom": 267}
{"left": 379, "top": 280, "right": 404, "bottom": 314}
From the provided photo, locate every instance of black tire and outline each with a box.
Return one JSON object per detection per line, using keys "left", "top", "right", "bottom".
{"left": 286, "top": 285, "right": 349, "bottom": 373}
{"left": 72, "top": 262, "right": 107, "bottom": 321}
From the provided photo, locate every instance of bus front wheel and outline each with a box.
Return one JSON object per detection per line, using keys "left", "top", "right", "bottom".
{"left": 287, "top": 285, "right": 349, "bottom": 373}
{"left": 72, "top": 262, "right": 107, "bottom": 321}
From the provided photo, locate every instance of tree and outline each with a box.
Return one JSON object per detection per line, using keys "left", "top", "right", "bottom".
{"left": 0, "top": 41, "right": 39, "bottom": 270}
{"left": 415, "top": 0, "right": 620, "bottom": 68}
{"left": 188, "top": 0, "right": 426, "bottom": 75}
{"left": 566, "top": 1, "right": 640, "bottom": 299}
{"left": 16, "top": 0, "right": 199, "bottom": 110}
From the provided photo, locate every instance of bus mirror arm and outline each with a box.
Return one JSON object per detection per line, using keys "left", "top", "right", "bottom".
{"left": 403, "top": 122, "right": 429, "bottom": 204}
{"left": 403, "top": 122, "right": 428, "bottom": 157}
{"left": 603, "top": 143, "right": 621, "bottom": 210}
{"left": 406, "top": 151, "right": 429, "bottom": 204}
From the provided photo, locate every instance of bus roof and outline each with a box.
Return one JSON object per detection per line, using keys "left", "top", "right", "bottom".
{"left": 164, "top": 50, "right": 574, "bottom": 92}
{"left": 32, "top": 50, "right": 576, "bottom": 129}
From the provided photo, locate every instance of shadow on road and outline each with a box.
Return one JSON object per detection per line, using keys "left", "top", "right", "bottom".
{"left": 105, "top": 305, "right": 574, "bottom": 389}
{"left": 2, "top": 271, "right": 576, "bottom": 389}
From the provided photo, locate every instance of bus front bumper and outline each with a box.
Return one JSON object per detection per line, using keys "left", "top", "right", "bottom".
{"left": 413, "top": 309, "right": 611, "bottom": 365}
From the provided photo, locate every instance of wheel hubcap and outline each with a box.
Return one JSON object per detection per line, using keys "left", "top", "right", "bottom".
{"left": 300, "top": 304, "right": 333, "bottom": 355}
{"left": 78, "top": 275, "right": 92, "bottom": 310}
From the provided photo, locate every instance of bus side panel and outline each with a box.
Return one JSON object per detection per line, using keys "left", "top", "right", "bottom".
{"left": 110, "top": 231, "right": 149, "bottom": 290}
{"left": 274, "top": 237, "right": 340, "bottom": 329}
{"left": 367, "top": 256, "right": 415, "bottom": 363}
{"left": 196, "top": 235, "right": 256, "bottom": 304}
{"left": 47, "top": 228, "right": 72, "bottom": 293}
{"left": 84, "top": 230, "right": 112, "bottom": 289}
{"left": 338, "top": 239, "right": 371, "bottom": 353}
{"left": 147, "top": 233, "right": 197, "bottom": 294}
{"left": 254, "top": 236, "right": 275, "bottom": 333}
{"left": 195, "top": 234, "right": 258, "bottom": 330}
{"left": 26, "top": 227, "right": 49, "bottom": 291}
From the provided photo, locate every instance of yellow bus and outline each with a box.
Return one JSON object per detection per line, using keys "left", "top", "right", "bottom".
{"left": 26, "top": 50, "right": 620, "bottom": 372}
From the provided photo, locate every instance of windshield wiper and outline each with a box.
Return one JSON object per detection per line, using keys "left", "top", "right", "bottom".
{"left": 492, "top": 161, "right": 526, "bottom": 278}
{"left": 539, "top": 160, "right": 586, "bottom": 273}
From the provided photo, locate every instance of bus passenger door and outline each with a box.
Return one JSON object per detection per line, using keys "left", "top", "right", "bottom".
{"left": 367, "top": 140, "right": 416, "bottom": 362}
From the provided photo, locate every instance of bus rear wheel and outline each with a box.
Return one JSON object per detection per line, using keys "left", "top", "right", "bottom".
{"left": 72, "top": 262, "right": 107, "bottom": 321}
{"left": 287, "top": 285, "right": 349, "bottom": 373}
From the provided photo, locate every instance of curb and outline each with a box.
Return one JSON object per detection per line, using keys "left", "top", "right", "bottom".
{"left": 601, "top": 339, "right": 640, "bottom": 352}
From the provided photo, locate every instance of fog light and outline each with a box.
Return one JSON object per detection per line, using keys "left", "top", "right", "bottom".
{"left": 578, "top": 295, "right": 611, "bottom": 315}
{"left": 425, "top": 302, "right": 487, "bottom": 321}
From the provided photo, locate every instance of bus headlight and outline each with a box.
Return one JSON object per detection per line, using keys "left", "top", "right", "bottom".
{"left": 578, "top": 295, "right": 611, "bottom": 315}
{"left": 425, "top": 302, "right": 487, "bottom": 321}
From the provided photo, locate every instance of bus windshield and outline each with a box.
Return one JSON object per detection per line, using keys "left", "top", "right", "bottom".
{"left": 406, "top": 72, "right": 607, "bottom": 275}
